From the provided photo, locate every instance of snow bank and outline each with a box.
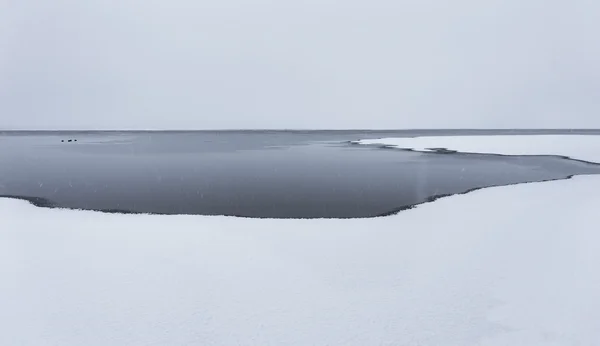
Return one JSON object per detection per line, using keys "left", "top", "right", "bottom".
{"left": 2, "top": 175, "right": 600, "bottom": 345}
{"left": 354, "top": 135, "right": 600, "bottom": 163}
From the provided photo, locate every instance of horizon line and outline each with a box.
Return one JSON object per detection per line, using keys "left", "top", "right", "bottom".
{"left": 2, "top": 128, "right": 600, "bottom": 132}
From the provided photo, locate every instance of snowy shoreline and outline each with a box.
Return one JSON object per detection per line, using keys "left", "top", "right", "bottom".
{"left": 353, "top": 135, "right": 600, "bottom": 164}
{"left": 2, "top": 175, "right": 599, "bottom": 345}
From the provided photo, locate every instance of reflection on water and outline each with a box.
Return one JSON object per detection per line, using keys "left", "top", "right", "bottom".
{"left": 1, "top": 130, "right": 600, "bottom": 218}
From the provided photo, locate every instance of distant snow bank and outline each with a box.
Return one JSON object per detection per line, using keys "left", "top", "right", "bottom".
{"left": 2, "top": 174, "right": 600, "bottom": 345}
{"left": 354, "top": 135, "right": 600, "bottom": 163}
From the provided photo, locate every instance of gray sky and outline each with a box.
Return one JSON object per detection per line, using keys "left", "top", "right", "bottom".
{"left": 1, "top": 0, "right": 599, "bottom": 129}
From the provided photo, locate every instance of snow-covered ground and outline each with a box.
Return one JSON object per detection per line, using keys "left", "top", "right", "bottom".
{"left": 2, "top": 135, "right": 600, "bottom": 346}
{"left": 354, "top": 135, "right": 600, "bottom": 163}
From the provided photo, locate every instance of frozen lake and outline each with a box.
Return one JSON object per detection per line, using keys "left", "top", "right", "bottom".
{"left": 1, "top": 130, "right": 600, "bottom": 218}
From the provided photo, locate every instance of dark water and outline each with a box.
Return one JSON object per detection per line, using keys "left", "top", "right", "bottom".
{"left": 1, "top": 130, "right": 600, "bottom": 218}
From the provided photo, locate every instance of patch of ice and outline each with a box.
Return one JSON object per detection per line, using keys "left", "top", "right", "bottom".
{"left": 1, "top": 175, "right": 599, "bottom": 345}
{"left": 354, "top": 135, "right": 600, "bottom": 163}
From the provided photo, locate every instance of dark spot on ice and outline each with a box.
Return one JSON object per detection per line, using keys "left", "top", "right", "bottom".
{"left": 427, "top": 148, "right": 457, "bottom": 154}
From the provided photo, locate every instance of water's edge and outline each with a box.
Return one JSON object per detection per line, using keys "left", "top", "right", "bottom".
{"left": 2, "top": 131, "right": 599, "bottom": 218}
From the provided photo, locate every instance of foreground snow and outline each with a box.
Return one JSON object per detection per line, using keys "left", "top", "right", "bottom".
{"left": 2, "top": 174, "right": 599, "bottom": 346}
{"left": 354, "top": 135, "right": 600, "bottom": 163}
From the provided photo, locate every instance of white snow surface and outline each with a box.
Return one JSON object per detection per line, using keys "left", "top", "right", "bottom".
{"left": 354, "top": 135, "right": 600, "bottom": 163}
{"left": 2, "top": 175, "right": 599, "bottom": 346}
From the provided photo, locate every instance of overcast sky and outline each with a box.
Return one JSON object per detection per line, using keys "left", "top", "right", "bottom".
{"left": 1, "top": 0, "right": 599, "bottom": 129}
